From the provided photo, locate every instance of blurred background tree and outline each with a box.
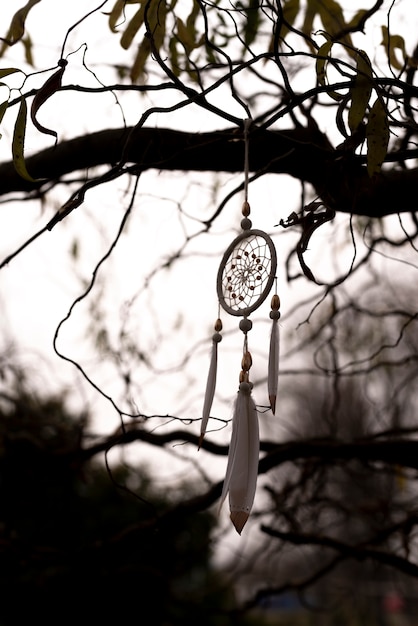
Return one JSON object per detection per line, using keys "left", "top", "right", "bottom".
{"left": 0, "top": 362, "right": 252, "bottom": 626}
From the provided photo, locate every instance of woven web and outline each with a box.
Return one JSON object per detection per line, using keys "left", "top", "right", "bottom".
{"left": 220, "top": 233, "right": 273, "bottom": 312}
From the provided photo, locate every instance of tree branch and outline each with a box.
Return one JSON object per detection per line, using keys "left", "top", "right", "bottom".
{"left": 80, "top": 427, "right": 418, "bottom": 472}
{"left": 1, "top": 125, "right": 417, "bottom": 218}
{"left": 260, "top": 525, "right": 418, "bottom": 578}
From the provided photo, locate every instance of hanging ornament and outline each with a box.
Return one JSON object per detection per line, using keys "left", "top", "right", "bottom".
{"left": 219, "top": 347, "right": 259, "bottom": 535}
{"left": 200, "top": 119, "right": 281, "bottom": 534}
{"left": 268, "top": 291, "right": 281, "bottom": 415}
{"left": 199, "top": 316, "right": 222, "bottom": 449}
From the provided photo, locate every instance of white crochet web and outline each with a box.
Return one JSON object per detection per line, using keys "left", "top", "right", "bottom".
{"left": 217, "top": 229, "right": 277, "bottom": 317}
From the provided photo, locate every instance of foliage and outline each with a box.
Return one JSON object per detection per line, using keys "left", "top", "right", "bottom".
{"left": 0, "top": 0, "right": 413, "bottom": 181}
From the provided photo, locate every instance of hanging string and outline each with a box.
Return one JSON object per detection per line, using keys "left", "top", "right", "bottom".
{"left": 243, "top": 118, "right": 252, "bottom": 206}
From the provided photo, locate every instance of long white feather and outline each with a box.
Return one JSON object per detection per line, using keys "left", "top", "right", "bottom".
{"left": 199, "top": 333, "right": 221, "bottom": 448}
{"left": 220, "top": 383, "right": 259, "bottom": 534}
{"left": 268, "top": 317, "right": 280, "bottom": 414}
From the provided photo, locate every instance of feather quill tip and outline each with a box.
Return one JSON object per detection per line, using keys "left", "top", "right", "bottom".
{"left": 198, "top": 433, "right": 204, "bottom": 450}
{"left": 269, "top": 394, "right": 276, "bottom": 415}
{"left": 230, "top": 510, "right": 249, "bottom": 535}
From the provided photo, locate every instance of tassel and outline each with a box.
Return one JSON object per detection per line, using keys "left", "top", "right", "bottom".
{"left": 268, "top": 294, "right": 281, "bottom": 414}
{"left": 220, "top": 352, "right": 259, "bottom": 534}
{"left": 199, "top": 318, "right": 222, "bottom": 449}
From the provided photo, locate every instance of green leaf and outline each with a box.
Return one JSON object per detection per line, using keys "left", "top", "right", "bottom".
{"left": 130, "top": 36, "right": 152, "bottom": 82}
{"left": 366, "top": 98, "right": 389, "bottom": 177}
{"left": 0, "top": 100, "right": 8, "bottom": 123}
{"left": 317, "top": 0, "right": 349, "bottom": 40}
{"left": 302, "top": 0, "right": 353, "bottom": 52}
{"left": 0, "top": 68, "right": 21, "bottom": 79}
{"left": 129, "top": 0, "right": 167, "bottom": 81}
{"left": 12, "top": 95, "right": 36, "bottom": 182}
{"left": 151, "top": 0, "right": 166, "bottom": 52}
{"left": 272, "top": 0, "right": 300, "bottom": 52}
{"left": 22, "top": 35, "right": 34, "bottom": 66}
{"left": 176, "top": 17, "right": 194, "bottom": 52}
{"left": 169, "top": 37, "right": 180, "bottom": 77}
{"left": 243, "top": 0, "right": 261, "bottom": 47}
{"left": 348, "top": 50, "right": 373, "bottom": 133}
{"left": 282, "top": 0, "right": 300, "bottom": 31}
{"left": 120, "top": 5, "right": 146, "bottom": 50}
{"left": 1, "top": 0, "right": 42, "bottom": 47}
{"left": 316, "top": 34, "right": 333, "bottom": 87}
{"left": 301, "top": 0, "right": 317, "bottom": 44}
{"left": 381, "top": 25, "right": 408, "bottom": 70}
{"left": 30, "top": 61, "right": 67, "bottom": 139}
{"left": 107, "top": 0, "right": 142, "bottom": 33}
{"left": 315, "top": 32, "right": 341, "bottom": 100}
{"left": 108, "top": 0, "right": 128, "bottom": 33}
{"left": 0, "top": 99, "right": 8, "bottom": 139}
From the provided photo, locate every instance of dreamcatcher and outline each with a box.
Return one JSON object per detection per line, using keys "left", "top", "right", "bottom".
{"left": 199, "top": 120, "right": 282, "bottom": 534}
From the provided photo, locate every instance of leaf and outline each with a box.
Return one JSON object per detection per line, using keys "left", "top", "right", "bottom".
{"left": 347, "top": 9, "right": 368, "bottom": 29}
{"left": 318, "top": 0, "right": 350, "bottom": 42}
{"left": 176, "top": 17, "right": 196, "bottom": 53}
{"left": 150, "top": 0, "right": 166, "bottom": 52}
{"left": 282, "top": 0, "right": 300, "bottom": 33}
{"left": 348, "top": 50, "right": 373, "bottom": 133}
{"left": 129, "top": 0, "right": 167, "bottom": 81}
{"left": 243, "top": 0, "right": 261, "bottom": 47}
{"left": 12, "top": 95, "right": 36, "bottom": 182}
{"left": 301, "top": 0, "right": 317, "bottom": 44}
{"left": 107, "top": 0, "right": 142, "bottom": 33}
{"left": 302, "top": 0, "right": 353, "bottom": 52}
{"left": 30, "top": 60, "right": 67, "bottom": 139}
{"left": 22, "top": 35, "right": 35, "bottom": 66}
{"left": 0, "top": 100, "right": 8, "bottom": 123}
{"left": 0, "top": 100, "right": 8, "bottom": 139}
{"left": 185, "top": 1, "right": 203, "bottom": 47}
{"left": 169, "top": 37, "right": 180, "bottom": 76}
{"left": 1, "top": 0, "right": 42, "bottom": 47}
{"left": 0, "top": 68, "right": 21, "bottom": 79}
{"left": 316, "top": 34, "right": 333, "bottom": 87}
{"left": 108, "top": 0, "right": 128, "bottom": 33}
{"left": 120, "top": 5, "right": 146, "bottom": 50}
{"left": 366, "top": 98, "right": 389, "bottom": 177}
{"left": 130, "top": 36, "right": 152, "bottom": 82}
{"left": 315, "top": 32, "right": 341, "bottom": 100}
{"left": 381, "top": 25, "right": 408, "bottom": 71}
{"left": 271, "top": 0, "right": 300, "bottom": 52}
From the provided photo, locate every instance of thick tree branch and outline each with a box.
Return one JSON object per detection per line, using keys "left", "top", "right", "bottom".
{"left": 80, "top": 428, "right": 418, "bottom": 472}
{"left": 260, "top": 526, "right": 418, "bottom": 579}
{"left": 1, "top": 125, "right": 417, "bottom": 218}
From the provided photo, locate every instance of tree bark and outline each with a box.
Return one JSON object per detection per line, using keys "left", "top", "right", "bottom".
{"left": 0, "top": 124, "right": 417, "bottom": 218}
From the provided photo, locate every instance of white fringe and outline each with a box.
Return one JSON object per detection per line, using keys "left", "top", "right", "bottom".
{"left": 268, "top": 318, "right": 280, "bottom": 414}
{"left": 220, "top": 384, "right": 259, "bottom": 534}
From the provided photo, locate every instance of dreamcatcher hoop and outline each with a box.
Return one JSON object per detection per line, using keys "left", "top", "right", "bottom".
{"left": 216, "top": 228, "right": 277, "bottom": 317}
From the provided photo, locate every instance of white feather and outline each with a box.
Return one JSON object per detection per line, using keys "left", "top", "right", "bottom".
{"left": 199, "top": 338, "right": 219, "bottom": 447}
{"left": 220, "top": 383, "right": 259, "bottom": 534}
{"left": 268, "top": 318, "right": 280, "bottom": 414}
